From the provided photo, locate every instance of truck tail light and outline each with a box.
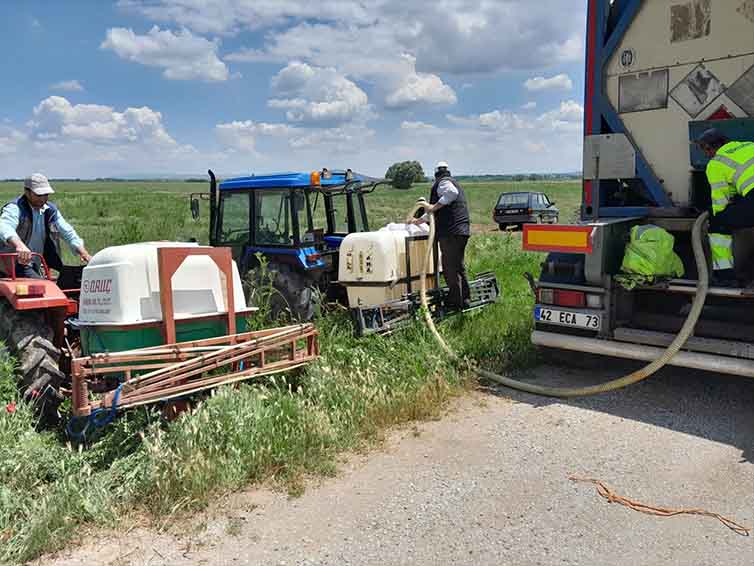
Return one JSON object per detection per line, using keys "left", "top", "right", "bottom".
{"left": 305, "top": 252, "right": 321, "bottom": 263}
{"left": 586, "top": 293, "right": 603, "bottom": 309}
{"left": 537, "top": 288, "right": 554, "bottom": 304}
{"left": 555, "top": 290, "right": 585, "bottom": 308}
{"left": 537, "top": 288, "right": 585, "bottom": 308}
{"left": 16, "top": 284, "right": 45, "bottom": 297}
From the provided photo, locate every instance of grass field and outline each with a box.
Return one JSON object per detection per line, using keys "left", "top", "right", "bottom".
{"left": 0, "top": 178, "right": 581, "bottom": 563}
{"left": 0, "top": 179, "right": 581, "bottom": 259}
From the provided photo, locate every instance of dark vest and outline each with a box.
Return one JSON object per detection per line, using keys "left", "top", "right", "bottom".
{"left": 429, "top": 176, "right": 470, "bottom": 236}
{"left": 1, "top": 196, "right": 63, "bottom": 270}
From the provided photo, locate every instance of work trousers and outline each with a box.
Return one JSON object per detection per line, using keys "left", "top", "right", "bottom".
{"left": 733, "top": 227, "right": 754, "bottom": 285}
{"left": 438, "top": 235, "right": 470, "bottom": 309}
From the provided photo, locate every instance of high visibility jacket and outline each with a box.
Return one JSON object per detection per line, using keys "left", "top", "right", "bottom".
{"left": 705, "top": 141, "right": 754, "bottom": 271}
{"left": 707, "top": 141, "right": 754, "bottom": 208}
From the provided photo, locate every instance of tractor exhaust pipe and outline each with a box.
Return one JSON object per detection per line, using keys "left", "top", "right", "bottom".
{"left": 208, "top": 169, "right": 218, "bottom": 246}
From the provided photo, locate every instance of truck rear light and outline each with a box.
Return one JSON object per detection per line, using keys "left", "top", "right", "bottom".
{"left": 16, "top": 284, "right": 45, "bottom": 297}
{"left": 537, "top": 288, "right": 555, "bottom": 304}
{"left": 527, "top": 208, "right": 533, "bottom": 214}
{"left": 586, "top": 293, "right": 603, "bottom": 309}
{"left": 553, "top": 290, "right": 585, "bottom": 308}
{"left": 305, "top": 253, "right": 321, "bottom": 263}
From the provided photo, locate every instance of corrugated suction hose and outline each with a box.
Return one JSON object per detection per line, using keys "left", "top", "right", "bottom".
{"left": 408, "top": 201, "right": 710, "bottom": 397}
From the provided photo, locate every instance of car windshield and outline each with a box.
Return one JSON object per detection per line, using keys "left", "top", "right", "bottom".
{"left": 497, "top": 193, "right": 529, "bottom": 207}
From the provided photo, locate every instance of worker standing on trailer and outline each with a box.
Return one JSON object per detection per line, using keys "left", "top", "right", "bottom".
{"left": 411, "top": 161, "right": 471, "bottom": 310}
{"left": 695, "top": 129, "right": 754, "bottom": 286}
{"left": 0, "top": 173, "right": 91, "bottom": 278}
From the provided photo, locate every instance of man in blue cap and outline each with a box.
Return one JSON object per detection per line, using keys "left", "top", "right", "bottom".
{"left": 695, "top": 128, "right": 754, "bottom": 286}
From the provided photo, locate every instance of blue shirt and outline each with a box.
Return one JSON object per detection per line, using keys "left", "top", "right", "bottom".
{"left": 0, "top": 201, "right": 84, "bottom": 255}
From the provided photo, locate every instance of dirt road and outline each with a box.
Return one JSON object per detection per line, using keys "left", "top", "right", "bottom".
{"left": 48, "top": 363, "right": 753, "bottom": 566}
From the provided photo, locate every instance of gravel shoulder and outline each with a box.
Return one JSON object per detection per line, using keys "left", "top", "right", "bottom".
{"left": 44, "top": 363, "right": 754, "bottom": 566}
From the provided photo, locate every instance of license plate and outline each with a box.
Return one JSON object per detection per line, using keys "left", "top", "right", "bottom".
{"left": 535, "top": 307, "right": 601, "bottom": 330}
{"left": 504, "top": 209, "right": 520, "bottom": 214}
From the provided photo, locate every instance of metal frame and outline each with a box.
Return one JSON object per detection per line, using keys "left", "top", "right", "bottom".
{"left": 157, "top": 246, "right": 236, "bottom": 345}
{"left": 71, "top": 324, "right": 319, "bottom": 416}
{"left": 583, "top": 0, "right": 673, "bottom": 219}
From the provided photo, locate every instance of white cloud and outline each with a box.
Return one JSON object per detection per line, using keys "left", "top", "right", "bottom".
{"left": 401, "top": 121, "right": 440, "bottom": 132}
{"left": 268, "top": 62, "right": 371, "bottom": 123}
{"left": 101, "top": 26, "right": 231, "bottom": 81}
{"left": 537, "top": 100, "right": 584, "bottom": 131}
{"left": 0, "top": 97, "right": 200, "bottom": 177}
{"left": 524, "top": 141, "right": 547, "bottom": 153}
{"left": 524, "top": 74, "right": 573, "bottom": 92}
{"left": 50, "top": 80, "right": 84, "bottom": 92}
{"left": 140, "top": 1, "right": 584, "bottom": 76}
{"left": 29, "top": 96, "right": 180, "bottom": 147}
{"left": 0, "top": 127, "right": 26, "bottom": 155}
{"left": 446, "top": 109, "right": 530, "bottom": 132}
{"left": 385, "top": 62, "right": 457, "bottom": 109}
{"left": 522, "top": 102, "right": 537, "bottom": 110}
{"left": 119, "top": 0, "right": 375, "bottom": 35}
{"left": 215, "top": 120, "right": 295, "bottom": 152}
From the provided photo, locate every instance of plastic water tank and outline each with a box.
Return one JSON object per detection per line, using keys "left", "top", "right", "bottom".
{"left": 78, "top": 242, "right": 251, "bottom": 325}
{"left": 338, "top": 225, "right": 439, "bottom": 308}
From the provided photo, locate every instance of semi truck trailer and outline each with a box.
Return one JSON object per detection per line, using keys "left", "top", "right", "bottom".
{"left": 524, "top": 0, "right": 754, "bottom": 377}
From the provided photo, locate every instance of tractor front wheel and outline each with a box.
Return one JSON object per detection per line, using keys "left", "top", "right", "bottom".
{"left": 0, "top": 300, "right": 65, "bottom": 423}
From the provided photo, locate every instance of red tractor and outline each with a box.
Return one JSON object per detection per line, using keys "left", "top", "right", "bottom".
{"left": 0, "top": 253, "right": 82, "bottom": 421}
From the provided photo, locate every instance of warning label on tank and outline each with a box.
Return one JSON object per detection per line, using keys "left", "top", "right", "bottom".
{"left": 670, "top": 64, "right": 723, "bottom": 117}
{"left": 670, "top": 0, "right": 711, "bottom": 43}
{"left": 726, "top": 64, "right": 754, "bottom": 117}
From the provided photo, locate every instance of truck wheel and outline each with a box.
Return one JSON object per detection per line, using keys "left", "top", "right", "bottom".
{"left": 0, "top": 300, "right": 65, "bottom": 423}
{"left": 248, "top": 264, "right": 315, "bottom": 322}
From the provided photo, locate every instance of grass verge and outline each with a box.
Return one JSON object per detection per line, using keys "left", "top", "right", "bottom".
{"left": 0, "top": 233, "right": 542, "bottom": 564}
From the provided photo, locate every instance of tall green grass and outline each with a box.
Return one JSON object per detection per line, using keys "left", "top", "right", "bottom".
{"left": 0, "top": 200, "right": 547, "bottom": 563}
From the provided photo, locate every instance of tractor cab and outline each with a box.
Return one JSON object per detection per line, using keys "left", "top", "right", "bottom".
{"left": 191, "top": 169, "right": 386, "bottom": 319}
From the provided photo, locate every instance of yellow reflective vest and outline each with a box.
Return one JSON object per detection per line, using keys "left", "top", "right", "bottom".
{"left": 705, "top": 141, "right": 754, "bottom": 271}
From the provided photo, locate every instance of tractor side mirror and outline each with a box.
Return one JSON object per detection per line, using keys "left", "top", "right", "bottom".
{"left": 190, "top": 196, "right": 200, "bottom": 220}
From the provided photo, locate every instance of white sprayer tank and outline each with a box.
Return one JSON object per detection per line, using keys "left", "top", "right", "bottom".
{"left": 78, "top": 242, "right": 252, "bottom": 325}
{"left": 338, "top": 224, "right": 440, "bottom": 308}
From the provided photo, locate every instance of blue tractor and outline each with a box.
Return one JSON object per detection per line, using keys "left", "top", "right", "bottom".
{"left": 191, "top": 169, "right": 385, "bottom": 320}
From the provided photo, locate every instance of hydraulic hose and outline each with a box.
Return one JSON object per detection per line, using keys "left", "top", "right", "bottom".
{"left": 408, "top": 201, "right": 710, "bottom": 398}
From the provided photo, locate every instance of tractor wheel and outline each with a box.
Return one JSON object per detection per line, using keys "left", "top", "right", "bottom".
{"left": 0, "top": 300, "right": 65, "bottom": 423}
{"left": 247, "top": 264, "right": 315, "bottom": 322}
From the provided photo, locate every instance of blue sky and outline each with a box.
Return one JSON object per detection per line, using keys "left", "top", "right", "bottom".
{"left": 0, "top": 0, "right": 587, "bottom": 178}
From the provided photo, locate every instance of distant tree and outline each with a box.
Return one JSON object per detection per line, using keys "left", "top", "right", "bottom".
{"left": 385, "top": 160, "right": 426, "bottom": 190}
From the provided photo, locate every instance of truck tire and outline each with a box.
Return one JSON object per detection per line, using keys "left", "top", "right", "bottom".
{"left": 0, "top": 300, "right": 65, "bottom": 423}
{"left": 248, "top": 264, "right": 315, "bottom": 322}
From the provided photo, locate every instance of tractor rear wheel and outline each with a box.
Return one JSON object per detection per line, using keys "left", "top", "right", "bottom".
{"left": 0, "top": 300, "right": 65, "bottom": 423}
{"left": 247, "top": 263, "right": 315, "bottom": 322}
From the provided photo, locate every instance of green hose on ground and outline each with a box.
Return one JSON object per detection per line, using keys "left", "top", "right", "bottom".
{"left": 408, "top": 202, "right": 710, "bottom": 398}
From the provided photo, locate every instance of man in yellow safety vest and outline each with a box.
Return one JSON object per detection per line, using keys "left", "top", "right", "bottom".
{"left": 695, "top": 128, "right": 754, "bottom": 286}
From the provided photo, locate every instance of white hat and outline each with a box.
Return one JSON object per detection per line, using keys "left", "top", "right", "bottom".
{"left": 435, "top": 161, "right": 449, "bottom": 172}
{"left": 24, "top": 173, "right": 55, "bottom": 196}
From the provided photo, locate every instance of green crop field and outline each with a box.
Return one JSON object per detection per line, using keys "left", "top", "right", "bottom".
{"left": 0, "top": 178, "right": 582, "bottom": 563}
{"left": 0, "top": 179, "right": 581, "bottom": 260}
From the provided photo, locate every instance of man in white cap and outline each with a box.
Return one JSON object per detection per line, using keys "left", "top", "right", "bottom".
{"left": 0, "top": 173, "right": 91, "bottom": 278}
{"left": 410, "top": 161, "right": 471, "bottom": 310}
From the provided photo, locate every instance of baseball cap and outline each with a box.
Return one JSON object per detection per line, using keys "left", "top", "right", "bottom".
{"left": 24, "top": 173, "right": 55, "bottom": 196}
{"left": 693, "top": 128, "right": 729, "bottom": 148}
{"left": 435, "top": 161, "right": 449, "bottom": 172}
